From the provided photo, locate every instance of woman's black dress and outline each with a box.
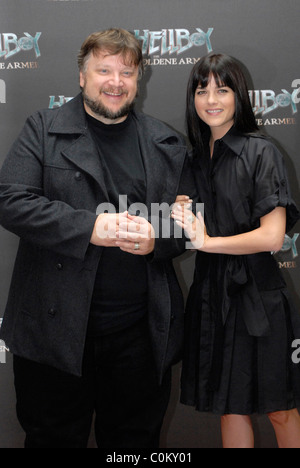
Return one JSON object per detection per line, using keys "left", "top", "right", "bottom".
{"left": 180, "top": 128, "right": 300, "bottom": 415}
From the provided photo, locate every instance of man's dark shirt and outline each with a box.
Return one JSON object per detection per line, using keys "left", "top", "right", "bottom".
{"left": 87, "top": 112, "right": 148, "bottom": 335}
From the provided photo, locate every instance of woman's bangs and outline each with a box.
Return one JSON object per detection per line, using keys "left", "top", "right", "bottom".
{"left": 195, "top": 69, "right": 229, "bottom": 90}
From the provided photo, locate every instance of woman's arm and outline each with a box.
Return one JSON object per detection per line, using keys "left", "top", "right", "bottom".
{"left": 172, "top": 205, "right": 286, "bottom": 255}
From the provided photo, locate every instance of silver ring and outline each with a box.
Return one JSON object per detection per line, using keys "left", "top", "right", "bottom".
{"left": 134, "top": 242, "right": 140, "bottom": 251}
{"left": 187, "top": 215, "right": 194, "bottom": 223}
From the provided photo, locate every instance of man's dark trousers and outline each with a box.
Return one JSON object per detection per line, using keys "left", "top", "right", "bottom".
{"left": 13, "top": 318, "right": 171, "bottom": 448}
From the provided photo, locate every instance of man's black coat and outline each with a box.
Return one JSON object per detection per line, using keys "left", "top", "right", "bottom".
{"left": 0, "top": 94, "right": 194, "bottom": 382}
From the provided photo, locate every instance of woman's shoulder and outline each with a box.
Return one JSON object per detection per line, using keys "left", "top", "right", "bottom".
{"left": 245, "top": 133, "right": 282, "bottom": 156}
{"left": 242, "top": 133, "right": 285, "bottom": 170}
{"left": 230, "top": 132, "right": 286, "bottom": 184}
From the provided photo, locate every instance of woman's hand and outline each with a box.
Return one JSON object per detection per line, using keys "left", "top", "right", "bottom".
{"left": 171, "top": 204, "right": 208, "bottom": 251}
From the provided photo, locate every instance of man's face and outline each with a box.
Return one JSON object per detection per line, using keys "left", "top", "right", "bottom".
{"left": 80, "top": 50, "right": 139, "bottom": 124}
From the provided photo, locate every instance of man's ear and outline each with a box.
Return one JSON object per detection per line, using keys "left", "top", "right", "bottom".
{"left": 79, "top": 71, "right": 85, "bottom": 89}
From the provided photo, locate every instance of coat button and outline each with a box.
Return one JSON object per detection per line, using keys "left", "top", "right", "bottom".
{"left": 48, "top": 308, "right": 57, "bottom": 317}
{"left": 56, "top": 263, "right": 63, "bottom": 270}
{"left": 75, "top": 172, "right": 82, "bottom": 181}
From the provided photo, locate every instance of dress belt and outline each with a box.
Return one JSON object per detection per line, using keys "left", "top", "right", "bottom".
{"left": 222, "top": 254, "right": 271, "bottom": 337}
{"left": 208, "top": 253, "right": 273, "bottom": 391}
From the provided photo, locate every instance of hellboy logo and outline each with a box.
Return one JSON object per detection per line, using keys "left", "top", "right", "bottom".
{"left": 0, "top": 33, "right": 42, "bottom": 60}
{"left": 134, "top": 28, "right": 213, "bottom": 56}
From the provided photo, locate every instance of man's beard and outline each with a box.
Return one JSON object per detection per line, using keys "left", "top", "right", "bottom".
{"left": 82, "top": 88, "right": 136, "bottom": 121}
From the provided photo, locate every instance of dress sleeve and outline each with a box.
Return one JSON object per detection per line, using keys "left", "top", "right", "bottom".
{"left": 252, "top": 140, "right": 300, "bottom": 232}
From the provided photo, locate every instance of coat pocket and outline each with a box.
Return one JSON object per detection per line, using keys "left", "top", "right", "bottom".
{"left": 44, "top": 165, "right": 98, "bottom": 211}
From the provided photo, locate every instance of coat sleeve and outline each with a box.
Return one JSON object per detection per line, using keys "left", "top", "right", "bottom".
{"left": 251, "top": 139, "right": 300, "bottom": 233}
{"left": 0, "top": 114, "right": 97, "bottom": 261}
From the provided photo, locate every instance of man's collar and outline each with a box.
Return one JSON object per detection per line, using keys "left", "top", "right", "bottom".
{"left": 49, "top": 93, "right": 88, "bottom": 134}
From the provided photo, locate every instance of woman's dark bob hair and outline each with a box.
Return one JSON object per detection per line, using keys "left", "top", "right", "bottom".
{"left": 186, "top": 53, "right": 259, "bottom": 154}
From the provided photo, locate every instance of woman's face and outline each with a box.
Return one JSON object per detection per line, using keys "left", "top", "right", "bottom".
{"left": 194, "top": 74, "right": 236, "bottom": 139}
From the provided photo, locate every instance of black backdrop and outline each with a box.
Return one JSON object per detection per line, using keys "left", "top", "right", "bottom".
{"left": 0, "top": 0, "right": 299, "bottom": 448}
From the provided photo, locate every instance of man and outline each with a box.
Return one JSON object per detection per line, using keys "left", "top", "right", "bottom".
{"left": 0, "top": 29, "right": 194, "bottom": 448}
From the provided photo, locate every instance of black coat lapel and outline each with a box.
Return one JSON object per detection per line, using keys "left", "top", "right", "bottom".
{"left": 133, "top": 112, "right": 187, "bottom": 209}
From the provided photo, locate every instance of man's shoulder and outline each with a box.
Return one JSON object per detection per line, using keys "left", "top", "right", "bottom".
{"left": 27, "top": 105, "right": 60, "bottom": 125}
{"left": 27, "top": 94, "right": 86, "bottom": 134}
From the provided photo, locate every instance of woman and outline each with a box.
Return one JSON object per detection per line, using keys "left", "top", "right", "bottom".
{"left": 172, "top": 53, "right": 300, "bottom": 448}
